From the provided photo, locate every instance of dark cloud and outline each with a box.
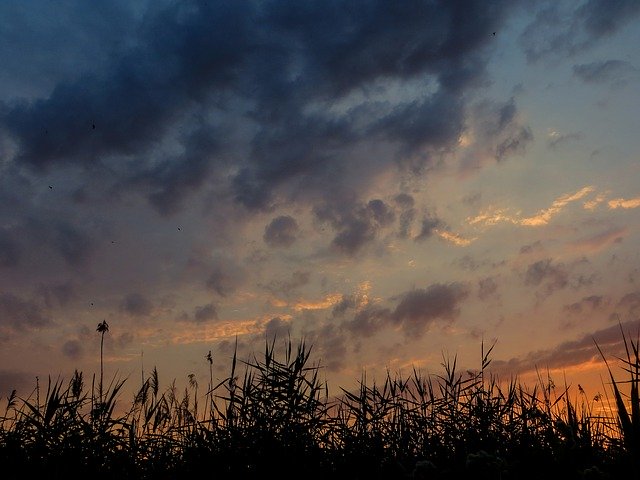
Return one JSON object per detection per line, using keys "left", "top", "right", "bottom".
{"left": 264, "top": 316, "right": 290, "bottom": 341}
{"left": 0, "top": 232, "right": 20, "bottom": 268}
{"left": 491, "top": 319, "right": 640, "bottom": 376}
{"left": 263, "top": 270, "right": 311, "bottom": 297}
{"left": 332, "top": 294, "right": 358, "bottom": 317}
{"left": 36, "top": 281, "right": 74, "bottom": 308}
{"left": 393, "top": 194, "right": 416, "bottom": 239}
{"left": 478, "top": 276, "right": 499, "bottom": 301}
{"left": 563, "top": 294, "right": 608, "bottom": 315}
{"left": 614, "top": 291, "right": 640, "bottom": 318}
{"left": 263, "top": 215, "right": 300, "bottom": 248}
{"left": 415, "top": 214, "right": 443, "bottom": 242}
{"left": 120, "top": 293, "right": 153, "bottom": 317}
{"left": 390, "top": 283, "right": 470, "bottom": 338}
{"left": 1, "top": 0, "right": 519, "bottom": 217}
{"left": 0, "top": 292, "right": 51, "bottom": 333}
{"left": 547, "top": 132, "right": 582, "bottom": 150}
{"left": 341, "top": 282, "right": 471, "bottom": 339}
{"left": 524, "top": 259, "right": 568, "bottom": 296}
{"left": 519, "top": 241, "right": 543, "bottom": 255}
{"left": 345, "top": 305, "right": 391, "bottom": 338}
{"left": 520, "top": 1, "right": 640, "bottom": 62}
{"left": 573, "top": 59, "right": 637, "bottom": 85}
{"left": 194, "top": 303, "right": 218, "bottom": 323}
{"left": 0, "top": 369, "right": 34, "bottom": 397}
{"left": 315, "top": 199, "right": 396, "bottom": 256}
{"left": 62, "top": 339, "right": 83, "bottom": 360}
{"left": 206, "top": 255, "right": 247, "bottom": 297}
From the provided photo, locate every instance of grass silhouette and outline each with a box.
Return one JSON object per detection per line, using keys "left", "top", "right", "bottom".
{"left": 1, "top": 330, "right": 639, "bottom": 479}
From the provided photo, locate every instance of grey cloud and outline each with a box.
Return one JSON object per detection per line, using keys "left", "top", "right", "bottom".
{"left": 120, "top": 293, "right": 153, "bottom": 317}
{"left": 264, "top": 316, "right": 290, "bottom": 341}
{"left": 2, "top": 0, "right": 518, "bottom": 217}
{"left": 393, "top": 194, "right": 416, "bottom": 239}
{"left": 478, "top": 276, "right": 499, "bottom": 301}
{"left": 263, "top": 215, "right": 299, "bottom": 248}
{"left": 415, "top": 215, "right": 443, "bottom": 242}
{"left": 0, "top": 292, "right": 51, "bottom": 332}
{"left": 36, "top": 281, "right": 74, "bottom": 308}
{"left": 0, "top": 233, "right": 20, "bottom": 268}
{"left": 263, "top": 270, "right": 311, "bottom": 297}
{"left": 614, "top": 291, "right": 640, "bottom": 317}
{"left": 390, "top": 283, "right": 470, "bottom": 338}
{"left": 0, "top": 369, "right": 34, "bottom": 397}
{"left": 520, "top": 1, "right": 640, "bottom": 62}
{"left": 548, "top": 132, "right": 583, "bottom": 150}
{"left": 524, "top": 259, "right": 568, "bottom": 296}
{"left": 62, "top": 339, "right": 83, "bottom": 360}
{"left": 194, "top": 303, "right": 218, "bottom": 323}
{"left": 564, "top": 295, "right": 608, "bottom": 315}
{"left": 341, "top": 282, "right": 471, "bottom": 340}
{"left": 345, "top": 305, "right": 391, "bottom": 338}
{"left": 206, "top": 255, "right": 247, "bottom": 297}
{"left": 315, "top": 199, "right": 396, "bottom": 256}
{"left": 573, "top": 59, "right": 637, "bottom": 85}
{"left": 491, "top": 319, "right": 640, "bottom": 376}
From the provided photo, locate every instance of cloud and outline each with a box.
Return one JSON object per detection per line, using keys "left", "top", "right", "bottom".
{"left": 563, "top": 295, "right": 608, "bottom": 315}
{"left": 458, "top": 98, "right": 533, "bottom": 174}
{"left": 608, "top": 197, "right": 640, "bottom": 209}
{"left": 519, "top": 186, "right": 595, "bottom": 226}
{"left": 120, "top": 293, "right": 153, "bottom": 317}
{"left": 520, "top": 1, "right": 640, "bottom": 62}
{"left": 547, "top": 131, "right": 582, "bottom": 149}
{"left": 0, "top": 292, "right": 52, "bottom": 333}
{"left": 263, "top": 215, "right": 300, "bottom": 248}
{"left": 206, "top": 255, "right": 247, "bottom": 297}
{"left": 573, "top": 59, "right": 637, "bottom": 85}
{"left": 194, "top": 303, "right": 218, "bottom": 323}
{"left": 569, "top": 226, "right": 625, "bottom": 253}
{"left": 478, "top": 276, "right": 500, "bottom": 300}
{"left": 264, "top": 316, "right": 291, "bottom": 341}
{"left": 315, "top": 199, "right": 395, "bottom": 255}
{"left": 524, "top": 259, "right": 569, "bottom": 296}
{"left": 340, "top": 282, "right": 469, "bottom": 339}
{"left": 1, "top": 0, "right": 520, "bottom": 219}
{"left": 0, "top": 369, "right": 34, "bottom": 397}
{"left": 390, "top": 282, "right": 470, "bottom": 338}
{"left": 0, "top": 233, "right": 20, "bottom": 268}
{"left": 263, "top": 270, "right": 311, "bottom": 298}
{"left": 415, "top": 215, "right": 443, "bottom": 242}
{"left": 62, "top": 339, "right": 83, "bottom": 360}
{"left": 491, "top": 319, "right": 640, "bottom": 376}
{"left": 394, "top": 194, "right": 416, "bottom": 239}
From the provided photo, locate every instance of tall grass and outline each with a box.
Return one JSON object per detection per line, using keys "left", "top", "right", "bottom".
{"left": 1, "top": 332, "right": 638, "bottom": 479}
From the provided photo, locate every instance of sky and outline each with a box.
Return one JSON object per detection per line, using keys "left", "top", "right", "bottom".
{"left": 1, "top": 0, "right": 640, "bottom": 404}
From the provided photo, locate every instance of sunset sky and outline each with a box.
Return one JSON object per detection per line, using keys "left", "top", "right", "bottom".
{"left": 1, "top": 0, "right": 640, "bottom": 402}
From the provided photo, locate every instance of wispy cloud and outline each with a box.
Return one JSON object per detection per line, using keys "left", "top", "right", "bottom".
{"left": 435, "top": 229, "right": 477, "bottom": 247}
{"left": 608, "top": 196, "right": 640, "bottom": 209}
{"left": 467, "top": 186, "right": 596, "bottom": 228}
{"left": 520, "top": 186, "right": 595, "bottom": 226}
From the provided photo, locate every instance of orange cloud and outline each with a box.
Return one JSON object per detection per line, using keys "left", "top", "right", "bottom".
{"left": 608, "top": 197, "right": 640, "bottom": 209}
{"left": 435, "top": 229, "right": 477, "bottom": 246}
{"left": 519, "top": 186, "right": 595, "bottom": 226}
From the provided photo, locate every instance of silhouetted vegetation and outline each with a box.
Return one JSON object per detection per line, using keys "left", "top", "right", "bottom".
{"left": 1, "top": 330, "right": 639, "bottom": 479}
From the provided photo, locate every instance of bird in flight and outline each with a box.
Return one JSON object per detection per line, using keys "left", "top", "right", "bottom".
{"left": 177, "top": 226, "right": 182, "bottom": 231}
{"left": 92, "top": 123, "right": 96, "bottom": 130}
{"left": 492, "top": 32, "right": 496, "bottom": 36}
{"left": 49, "top": 185, "right": 53, "bottom": 189}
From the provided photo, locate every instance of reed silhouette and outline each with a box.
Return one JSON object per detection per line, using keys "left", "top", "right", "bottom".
{"left": 1, "top": 328, "right": 639, "bottom": 479}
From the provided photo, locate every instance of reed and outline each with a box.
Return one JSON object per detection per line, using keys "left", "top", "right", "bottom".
{"left": 1, "top": 330, "right": 638, "bottom": 479}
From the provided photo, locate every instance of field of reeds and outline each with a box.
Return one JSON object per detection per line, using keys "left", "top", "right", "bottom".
{"left": 2, "top": 329, "right": 640, "bottom": 479}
